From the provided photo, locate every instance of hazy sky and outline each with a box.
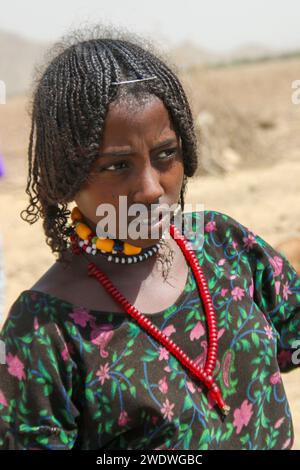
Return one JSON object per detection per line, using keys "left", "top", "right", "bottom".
{"left": 1, "top": 0, "right": 300, "bottom": 52}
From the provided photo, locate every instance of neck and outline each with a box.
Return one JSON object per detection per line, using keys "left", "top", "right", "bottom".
{"left": 69, "top": 232, "right": 177, "bottom": 283}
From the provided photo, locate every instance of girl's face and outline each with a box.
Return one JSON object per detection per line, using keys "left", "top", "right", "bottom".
{"left": 74, "top": 96, "right": 184, "bottom": 248}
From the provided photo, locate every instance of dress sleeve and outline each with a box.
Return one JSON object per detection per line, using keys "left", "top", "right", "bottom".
{"left": 250, "top": 232, "right": 300, "bottom": 372}
{"left": 0, "top": 293, "right": 80, "bottom": 449}
{"left": 211, "top": 211, "right": 300, "bottom": 373}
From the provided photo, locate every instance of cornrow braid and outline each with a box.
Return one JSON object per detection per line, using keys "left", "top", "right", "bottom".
{"left": 21, "top": 25, "right": 199, "bottom": 263}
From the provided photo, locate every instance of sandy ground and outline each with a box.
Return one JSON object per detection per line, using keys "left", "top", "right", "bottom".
{"left": 0, "top": 57, "right": 299, "bottom": 448}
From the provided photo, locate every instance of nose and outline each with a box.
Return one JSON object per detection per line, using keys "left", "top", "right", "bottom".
{"left": 131, "top": 164, "right": 164, "bottom": 206}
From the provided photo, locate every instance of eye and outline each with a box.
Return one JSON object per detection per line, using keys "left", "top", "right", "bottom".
{"left": 97, "top": 161, "right": 129, "bottom": 172}
{"left": 156, "top": 147, "right": 178, "bottom": 161}
{"left": 92, "top": 147, "right": 178, "bottom": 175}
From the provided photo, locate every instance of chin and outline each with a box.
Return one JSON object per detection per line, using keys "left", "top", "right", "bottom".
{"left": 126, "top": 237, "right": 160, "bottom": 249}
{"left": 127, "top": 231, "right": 164, "bottom": 247}
{"left": 119, "top": 217, "right": 170, "bottom": 246}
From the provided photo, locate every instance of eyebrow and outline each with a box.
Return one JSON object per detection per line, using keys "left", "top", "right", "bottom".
{"left": 99, "top": 138, "right": 178, "bottom": 158}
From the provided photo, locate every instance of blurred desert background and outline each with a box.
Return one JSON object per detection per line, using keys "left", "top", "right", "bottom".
{"left": 0, "top": 25, "right": 300, "bottom": 448}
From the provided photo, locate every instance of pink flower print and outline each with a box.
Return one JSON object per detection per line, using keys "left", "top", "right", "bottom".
{"left": 283, "top": 281, "right": 292, "bottom": 301}
{"left": 264, "top": 325, "right": 273, "bottom": 340}
{"left": 164, "top": 365, "right": 171, "bottom": 373}
{"left": 158, "top": 347, "right": 169, "bottom": 361}
{"left": 218, "top": 258, "right": 226, "bottom": 266}
{"left": 96, "top": 362, "right": 110, "bottom": 385}
{"left": 61, "top": 342, "right": 74, "bottom": 362}
{"left": 162, "top": 324, "right": 176, "bottom": 337}
{"left": 270, "top": 371, "right": 281, "bottom": 385}
{"left": 0, "top": 390, "right": 8, "bottom": 407}
{"left": 196, "top": 383, "right": 205, "bottom": 393}
{"left": 69, "top": 308, "right": 95, "bottom": 327}
{"left": 282, "top": 438, "right": 291, "bottom": 450}
{"left": 194, "top": 328, "right": 224, "bottom": 371}
{"left": 186, "top": 381, "right": 196, "bottom": 394}
{"left": 233, "top": 399, "right": 253, "bottom": 434}
{"left": 158, "top": 376, "right": 168, "bottom": 394}
{"left": 91, "top": 325, "right": 114, "bottom": 358}
{"left": 194, "top": 340, "right": 208, "bottom": 369}
{"left": 249, "top": 279, "right": 254, "bottom": 298}
{"left": 207, "top": 390, "right": 216, "bottom": 410}
{"left": 205, "top": 221, "right": 216, "bottom": 233}
{"left": 274, "top": 417, "right": 285, "bottom": 429}
{"left": 231, "top": 286, "right": 245, "bottom": 301}
{"left": 269, "top": 256, "right": 283, "bottom": 278}
{"left": 243, "top": 233, "right": 256, "bottom": 251}
{"left": 161, "top": 398, "right": 175, "bottom": 422}
{"left": 190, "top": 321, "right": 205, "bottom": 341}
{"left": 218, "top": 328, "right": 225, "bottom": 340}
{"left": 220, "top": 288, "right": 228, "bottom": 297}
{"left": 118, "top": 410, "right": 131, "bottom": 427}
{"left": 230, "top": 274, "right": 237, "bottom": 280}
{"left": 33, "top": 316, "right": 39, "bottom": 331}
{"left": 6, "top": 353, "right": 26, "bottom": 380}
{"left": 277, "top": 349, "right": 292, "bottom": 369}
{"left": 232, "top": 240, "right": 238, "bottom": 250}
{"left": 222, "top": 350, "right": 234, "bottom": 389}
{"left": 152, "top": 415, "right": 159, "bottom": 425}
{"left": 61, "top": 346, "right": 69, "bottom": 361}
{"left": 194, "top": 328, "right": 225, "bottom": 368}
{"left": 275, "top": 281, "right": 281, "bottom": 296}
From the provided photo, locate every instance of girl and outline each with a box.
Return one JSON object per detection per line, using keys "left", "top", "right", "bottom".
{"left": 0, "top": 26, "right": 299, "bottom": 450}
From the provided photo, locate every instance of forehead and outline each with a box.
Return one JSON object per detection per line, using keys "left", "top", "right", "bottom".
{"left": 100, "top": 96, "right": 177, "bottom": 147}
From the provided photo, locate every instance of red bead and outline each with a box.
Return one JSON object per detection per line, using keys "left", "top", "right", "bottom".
{"left": 78, "top": 222, "right": 229, "bottom": 415}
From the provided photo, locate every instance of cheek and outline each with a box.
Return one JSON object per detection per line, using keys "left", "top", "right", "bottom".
{"left": 74, "top": 184, "right": 115, "bottom": 222}
{"left": 168, "top": 161, "right": 184, "bottom": 194}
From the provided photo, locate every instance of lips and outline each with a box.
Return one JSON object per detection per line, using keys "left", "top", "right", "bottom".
{"left": 140, "top": 211, "right": 163, "bottom": 225}
{"left": 127, "top": 206, "right": 169, "bottom": 226}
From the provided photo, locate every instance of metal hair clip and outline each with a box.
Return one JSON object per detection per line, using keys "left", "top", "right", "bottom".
{"left": 111, "top": 76, "right": 157, "bottom": 85}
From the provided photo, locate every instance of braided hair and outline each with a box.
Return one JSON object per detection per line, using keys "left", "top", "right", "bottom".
{"left": 21, "top": 24, "right": 199, "bottom": 263}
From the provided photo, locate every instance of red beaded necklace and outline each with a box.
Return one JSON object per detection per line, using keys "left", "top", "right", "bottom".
{"left": 71, "top": 223, "right": 230, "bottom": 416}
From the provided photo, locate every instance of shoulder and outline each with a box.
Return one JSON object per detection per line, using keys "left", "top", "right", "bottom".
{"left": 190, "top": 209, "right": 242, "bottom": 228}
{"left": 28, "top": 250, "right": 89, "bottom": 307}
{"left": 188, "top": 209, "right": 274, "bottom": 270}
{"left": 202, "top": 209, "right": 245, "bottom": 230}
{"left": 30, "top": 252, "right": 75, "bottom": 296}
{"left": 201, "top": 209, "right": 261, "bottom": 244}
{"left": 198, "top": 209, "right": 272, "bottom": 256}
{"left": 0, "top": 290, "right": 76, "bottom": 391}
{"left": 187, "top": 209, "right": 250, "bottom": 244}
{"left": 0, "top": 289, "right": 71, "bottom": 339}
{"left": 1, "top": 247, "right": 82, "bottom": 334}
{"left": 194, "top": 209, "right": 299, "bottom": 279}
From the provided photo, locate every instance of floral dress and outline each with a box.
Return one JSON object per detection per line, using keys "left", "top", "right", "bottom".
{"left": 0, "top": 210, "right": 299, "bottom": 450}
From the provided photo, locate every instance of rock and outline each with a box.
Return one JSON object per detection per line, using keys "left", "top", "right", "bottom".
{"left": 220, "top": 147, "right": 241, "bottom": 172}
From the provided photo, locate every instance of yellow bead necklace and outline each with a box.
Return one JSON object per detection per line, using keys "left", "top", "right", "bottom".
{"left": 69, "top": 206, "right": 163, "bottom": 265}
